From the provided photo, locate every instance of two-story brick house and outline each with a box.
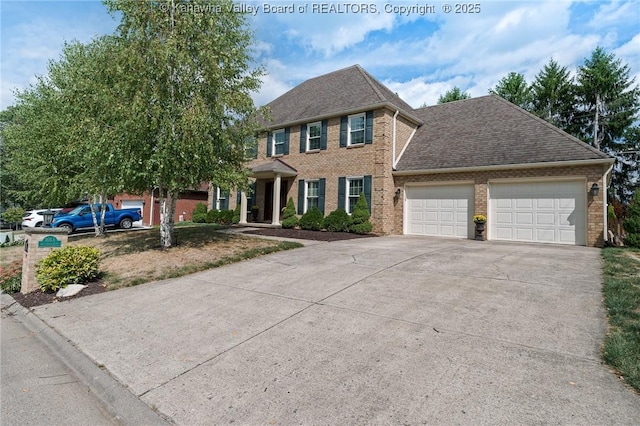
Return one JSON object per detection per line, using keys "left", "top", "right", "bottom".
{"left": 233, "top": 65, "right": 614, "bottom": 247}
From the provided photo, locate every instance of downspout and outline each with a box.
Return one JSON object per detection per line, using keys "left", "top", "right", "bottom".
{"left": 602, "top": 163, "right": 614, "bottom": 244}
{"left": 392, "top": 110, "right": 399, "bottom": 168}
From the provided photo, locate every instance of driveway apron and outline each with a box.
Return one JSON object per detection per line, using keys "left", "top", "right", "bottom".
{"left": 32, "top": 236, "right": 640, "bottom": 424}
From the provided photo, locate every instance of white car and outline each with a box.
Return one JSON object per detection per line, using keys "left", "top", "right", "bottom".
{"left": 21, "top": 209, "right": 62, "bottom": 228}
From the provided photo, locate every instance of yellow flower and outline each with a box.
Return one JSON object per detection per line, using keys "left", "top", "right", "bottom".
{"left": 473, "top": 214, "right": 487, "bottom": 223}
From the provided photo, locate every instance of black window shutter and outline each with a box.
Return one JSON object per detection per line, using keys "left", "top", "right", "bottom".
{"left": 221, "top": 193, "right": 229, "bottom": 210}
{"left": 250, "top": 182, "right": 256, "bottom": 207}
{"left": 212, "top": 187, "right": 218, "bottom": 209}
{"left": 338, "top": 177, "right": 346, "bottom": 210}
{"left": 284, "top": 128, "right": 290, "bottom": 155}
{"left": 340, "top": 116, "right": 348, "bottom": 147}
{"left": 365, "top": 111, "right": 373, "bottom": 144}
{"left": 299, "top": 125, "right": 306, "bottom": 153}
{"left": 364, "top": 175, "right": 372, "bottom": 213}
{"left": 297, "top": 180, "right": 305, "bottom": 215}
{"left": 266, "top": 132, "right": 272, "bottom": 157}
{"left": 318, "top": 178, "right": 326, "bottom": 215}
{"left": 320, "top": 120, "right": 328, "bottom": 150}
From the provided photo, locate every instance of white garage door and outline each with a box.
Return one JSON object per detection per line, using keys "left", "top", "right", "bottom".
{"left": 120, "top": 200, "right": 144, "bottom": 227}
{"left": 489, "top": 181, "right": 586, "bottom": 245}
{"left": 405, "top": 185, "right": 474, "bottom": 238}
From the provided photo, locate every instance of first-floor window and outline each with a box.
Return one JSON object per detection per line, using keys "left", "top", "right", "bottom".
{"left": 214, "top": 187, "right": 228, "bottom": 210}
{"left": 347, "top": 177, "right": 363, "bottom": 214}
{"left": 306, "top": 180, "right": 319, "bottom": 212}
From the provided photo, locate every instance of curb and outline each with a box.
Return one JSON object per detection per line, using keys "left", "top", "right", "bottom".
{"left": 1, "top": 293, "right": 169, "bottom": 425}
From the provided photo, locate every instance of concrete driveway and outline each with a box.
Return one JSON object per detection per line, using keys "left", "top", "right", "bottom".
{"left": 31, "top": 236, "right": 639, "bottom": 424}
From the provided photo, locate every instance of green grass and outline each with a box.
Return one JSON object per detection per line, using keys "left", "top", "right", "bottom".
{"left": 601, "top": 248, "right": 640, "bottom": 392}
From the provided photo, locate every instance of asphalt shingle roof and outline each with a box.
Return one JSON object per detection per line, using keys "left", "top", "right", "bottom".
{"left": 264, "top": 65, "right": 421, "bottom": 128}
{"left": 395, "top": 95, "right": 611, "bottom": 171}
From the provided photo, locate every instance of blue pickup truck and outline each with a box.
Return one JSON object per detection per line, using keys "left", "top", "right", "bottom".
{"left": 50, "top": 203, "right": 142, "bottom": 232}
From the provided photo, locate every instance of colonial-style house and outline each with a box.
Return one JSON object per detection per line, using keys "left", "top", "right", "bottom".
{"left": 232, "top": 65, "right": 613, "bottom": 247}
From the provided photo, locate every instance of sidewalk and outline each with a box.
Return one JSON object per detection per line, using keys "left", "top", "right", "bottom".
{"left": 1, "top": 294, "right": 167, "bottom": 426}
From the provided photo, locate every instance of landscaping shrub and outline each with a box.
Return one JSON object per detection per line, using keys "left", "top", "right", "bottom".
{"left": 206, "top": 209, "right": 235, "bottom": 225}
{"left": 0, "top": 260, "right": 22, "bottom": 293}
{"left": 349, "top": 193, "right": 373, "bottom": 234}
{"left": 2, "top": 207, "right": 25, "bottom": 228}
{"left": 281, "top": 198, "right": 299, "bottom": 229}
{"left": 298, "top": 207, "right": 324, "bottom": 231}
{"left": 36, "top": 246, "right": 101, "bottom": 292}
{"left": 323, "top": 208, "right": 351, "bottom": 232}
{"left": 192, "top": 202, "right": 208, "bottom": 223}
{"left": 232, "top": 205, "right": 241, "bottom": 224}
{"left": 623, "top": 191, "right": 640, "bottom": 247}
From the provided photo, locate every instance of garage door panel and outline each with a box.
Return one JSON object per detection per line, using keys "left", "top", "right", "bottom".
{"left": 490, "top": 181, "right": 586, "bottom": 245}
{"left": 405, "top": 185, "right": 473, "bottom": 239}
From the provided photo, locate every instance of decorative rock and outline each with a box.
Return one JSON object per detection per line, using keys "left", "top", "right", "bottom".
{"left": 56, "top": 284, "right": 87, "bottom": 298}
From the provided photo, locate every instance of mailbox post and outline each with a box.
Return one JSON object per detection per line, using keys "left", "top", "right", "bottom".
{"left": 21, "top": 228, "right": 69, "bottom": 294}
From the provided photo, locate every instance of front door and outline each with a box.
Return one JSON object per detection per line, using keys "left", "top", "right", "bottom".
{"left": 264, "top": 180, "right": 288, "bottom": 223}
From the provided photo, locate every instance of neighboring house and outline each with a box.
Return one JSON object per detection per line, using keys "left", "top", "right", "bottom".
{"left": 110, "top": 184, "right": 209, "bottom": 226}
{"left": 236, "top": 64, "right": 613, "bottom": 247}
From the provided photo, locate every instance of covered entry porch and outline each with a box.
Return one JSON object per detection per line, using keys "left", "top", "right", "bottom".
{"left": 239, "top": 159, "right": 297, "bottom": 226}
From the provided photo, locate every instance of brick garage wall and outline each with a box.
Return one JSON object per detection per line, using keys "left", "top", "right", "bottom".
{"left": 392, "top": 163, "right": 609, "bottom": 247}
{"left": 246, "top": 108, "right": 417, "bottom": 232}
{"left": 112, "top": 190, "right": 208, "bottom": 225}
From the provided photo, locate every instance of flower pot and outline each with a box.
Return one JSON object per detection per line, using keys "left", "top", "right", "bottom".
{"left": 474, "top": 221, "right": 486, "bottom": 241}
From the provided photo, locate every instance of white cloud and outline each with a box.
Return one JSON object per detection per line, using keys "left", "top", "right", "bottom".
{"left": 588, "top": 0, "right": 639, "bottom": 29}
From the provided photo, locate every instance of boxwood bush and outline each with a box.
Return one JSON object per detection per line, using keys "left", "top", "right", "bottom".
{"left": 349, "top": 193, "right": 373, "bottom": 234}
{"left": 323, "top": 208, "right": 351, "bottom": 232}
{"left": 36, "top": 246, "right": 101, "bottom": 292}
{"left": 192, "top": 202, "right": 208, "bottom": 223}
{"left": 298, "top": 207, "right": 324, "bottom": 231}
{"left": 281, "top": 198, "right": 299, "bottom": 229}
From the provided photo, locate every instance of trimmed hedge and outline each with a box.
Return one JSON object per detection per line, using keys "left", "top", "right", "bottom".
{"left": 299, "top": 207, "right": 324, "bottom": 231}
{"left": 282, "top": 197, "right": 299, "bottom": 229}
{"left": 36, "top": 246, "right": 101, "bottom": 292}
{"left": 192, "top": 202, "right": 208, "bottom": 223}
{"left": 323, "top": 208, "right": 351, "bottom": 232}
{"left": 349, "top": 193, "right": 373, "bottom": 234}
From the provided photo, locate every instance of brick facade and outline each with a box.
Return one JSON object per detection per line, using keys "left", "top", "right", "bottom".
{"left": 111, "top": 189, "right": 208, "bottom": 226}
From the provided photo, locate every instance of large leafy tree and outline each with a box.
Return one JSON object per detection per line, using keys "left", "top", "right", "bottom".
{"left": 490, "top": 72, "right": 532, "bottom": 110}
{"left": 530, "top": 58, "right": 576, "bottom": 132}
{"left": 437, "top": 87, "right": 471, "bottom": 104}
{"left": 104, "top": 0, "right": 264, "bottom": 248}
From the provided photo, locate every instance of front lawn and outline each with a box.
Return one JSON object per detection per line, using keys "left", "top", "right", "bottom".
{"left": 1, "top": 224, "right": 302, "bottom": 293}
{"left": 601, "top": 247, "right": 640, "bottom": 392}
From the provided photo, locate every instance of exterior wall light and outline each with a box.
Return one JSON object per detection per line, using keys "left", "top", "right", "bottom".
{"left": 395, "top": 188, "right": 401, "bottom": 198}
{"left": 590, "top": 183, "right": 600, "bottom": 197}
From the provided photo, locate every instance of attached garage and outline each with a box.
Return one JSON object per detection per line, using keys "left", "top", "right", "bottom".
{"left": 120, "top": 200, "right": 144, "bottom": 227}
{"left": 489, "top": 181, "right": 586, "bottom": 245}
{"left": 405, "top": 184, "right": 474, "bottom": 238}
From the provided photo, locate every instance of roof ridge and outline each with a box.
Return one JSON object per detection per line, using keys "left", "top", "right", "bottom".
{"left": 489, "top": 95, "right": 610, "bottom": 159}
{"left": 355, "top": 65, "right": 387, "bottom": 103}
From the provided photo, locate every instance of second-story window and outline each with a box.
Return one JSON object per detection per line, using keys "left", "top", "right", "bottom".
{"left": 307, "top": 122, "right": 321, "bottom": 151}
{"left": 273, "top": 129, "right": 286, "bottom": 155}
{"left": 348, "top": 113, "right": 365, "bottom": 145}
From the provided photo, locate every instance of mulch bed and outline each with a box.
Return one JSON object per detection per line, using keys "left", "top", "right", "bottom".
{"left": 11, "top": 279, "right": 108, "bottom": 309}
{"left": 241, "top": 227, "right": 377, "bottom": 242}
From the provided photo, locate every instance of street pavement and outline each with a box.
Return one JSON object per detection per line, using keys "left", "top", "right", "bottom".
{"left": 3, "top": 235, "right": 640, "bottom": 424}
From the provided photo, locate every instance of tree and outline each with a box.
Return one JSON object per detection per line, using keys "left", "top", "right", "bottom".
{"left": 530, "top": 58, "right": 576, "bottom": 131}
{"left": 575, "top": 47, "right": 639, "bottom": 152}
{"left": 623, "top": 190, "right": 640, "bottom": 247}
{"left": 437, "top": 87, "right": 471, "bottom": 104}
{"left": 104, "top": 0, "right": 264, "bottom": 248}
{"left": 489, "top": 72, "right": 532, "bottom": 109}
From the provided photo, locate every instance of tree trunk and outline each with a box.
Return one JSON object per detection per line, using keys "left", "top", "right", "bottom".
{"left": 88, "top": 196, "right": 105, "bottom": 237}
{"left": 159, "top": 189, "right": 177, "bottom": 249}
{"left": 99, "top": 193, "right": 107, "bottom": 236}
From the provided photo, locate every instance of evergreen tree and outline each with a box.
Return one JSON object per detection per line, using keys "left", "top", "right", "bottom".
{"left": 437, "top": 87, "right": 471, "bottom": 104}
{"left": 530, "top": 58, "right": 576, "bottom": 131}
{"left": 489, "top": 72, "right": 532, "bottom": 109}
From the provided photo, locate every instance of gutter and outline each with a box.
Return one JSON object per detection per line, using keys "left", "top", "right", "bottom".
{"left": 392, "top": 158, "right": 615, "bottom": 176}
{"left": 392, "top": 110, "right": 399, "bottom": 167}
{"left": 262, "top": 101, "right": 424, "bottom": 130}
{"left": 603, "top": 162, "right": 614, "bottom": 243}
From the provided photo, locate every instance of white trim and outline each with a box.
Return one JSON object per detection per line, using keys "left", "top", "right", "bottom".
{"left": 392, "top": 110, "right": 399, "bottom": 168}
{"left": 304, "top": 179, "right": 319, "bottom": 213}
{"left": 603, "top": 163, "right": 614, "bottom": 242}
{"left": 487, "top": 176, "right": 588, "bottom": 184}
{"left": 306, "top": 121, "right": 322, "bottom": 152}
{"left": 392, "top": 158, "right": 615, "bottom": 176}
{"left": 345, "top": 176, "right": 364, "bottom": 214}
{"left": 404, "top": 180, "right": 475, "bottom": 187}
{"left": 272, "top": 129, "right": 285, "bottom": 156}
{"left": 347, "top": 113, "right": 366, "bottom": 146}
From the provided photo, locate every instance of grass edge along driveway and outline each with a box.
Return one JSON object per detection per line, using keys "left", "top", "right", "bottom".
{"left": 601, "top": 247, "right": 640, "bottom": 393}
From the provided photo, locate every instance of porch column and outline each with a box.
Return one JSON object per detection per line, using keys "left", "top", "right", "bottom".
{"left": 272, "top": 173, "right": 281, "bottom": 225}
{"left": 239, "top": 190, "right": 248, "bottom": 225}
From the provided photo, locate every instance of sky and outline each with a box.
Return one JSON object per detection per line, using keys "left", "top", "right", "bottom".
{"left": 1, "top": 0, "right": 639, "bottom": 111}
